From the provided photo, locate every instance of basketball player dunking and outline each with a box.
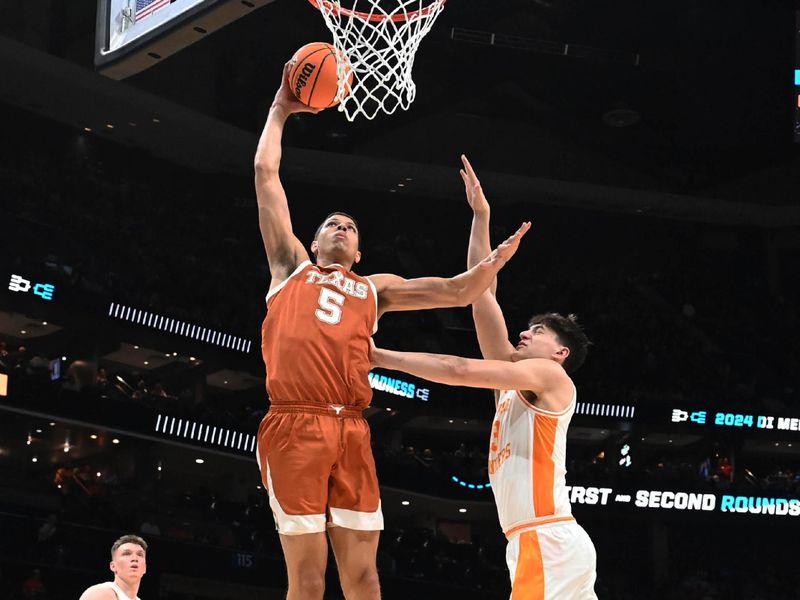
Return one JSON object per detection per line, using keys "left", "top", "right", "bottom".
{"left": 79, "top": 535, "right": 147, "bottom": 600}
{"left": 370, "top": 157, "right": 598, "bottom": 599}
{"left": 254, "top": 63, "right": 530, "bottom": 600}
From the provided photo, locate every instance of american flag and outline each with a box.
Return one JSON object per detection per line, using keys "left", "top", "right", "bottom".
{"left": 135, "top": 0, "right": 171, "bottom": 21}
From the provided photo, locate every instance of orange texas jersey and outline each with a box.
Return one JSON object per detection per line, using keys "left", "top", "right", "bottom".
{"left": 261, "top": 261, "right": 378, "bottom": 409}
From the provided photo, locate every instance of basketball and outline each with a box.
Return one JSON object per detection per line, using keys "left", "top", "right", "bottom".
{"left": 289, "top": 42, "right": 353, "bottom": 109}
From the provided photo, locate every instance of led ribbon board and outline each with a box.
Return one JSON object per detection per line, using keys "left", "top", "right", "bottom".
{"left": 7, "top": 274, "right": 55, "bottom": 302}
{"left": 671, "top": 408, "right": 800, "bottom": 433}
{"left": 155, "top": 413, "right": 257, "bottom": 453}
{"left": 576, "top": 402, "right": 635, "bottom": 419}
{"left": 108, "top": 302, "right": 252, "bottom": 353}
{"left": 366, "top": 372, "right": 636, "bottom": 417}
{"left": 796, "top": 11, "right": 800, "bottom": 142}
{"left": 451, "top": 475, "right": 490, "bottom": 490}
{"left": 566, "top": 485, "right": 800, "bottom": 518}
{"left": 368, "top": 371, "right": 430, "bottom": 401}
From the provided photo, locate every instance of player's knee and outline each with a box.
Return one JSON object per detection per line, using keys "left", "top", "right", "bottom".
{"left": 343, "top": 566, "right": 380, "bottom": 595}
{"left": 290, "top": 572, "right": 325, "bottom": 598}
{"left": 360, "top": 566, "right": 380, "bottom": 589}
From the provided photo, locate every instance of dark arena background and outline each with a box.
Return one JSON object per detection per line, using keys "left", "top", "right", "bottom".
{"left": 2, "top": 1, "right": 800, "bottom": 599}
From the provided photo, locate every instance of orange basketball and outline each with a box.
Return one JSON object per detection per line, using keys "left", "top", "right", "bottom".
{"left": 289, "top": 42, "right": 353, "bottom": 109}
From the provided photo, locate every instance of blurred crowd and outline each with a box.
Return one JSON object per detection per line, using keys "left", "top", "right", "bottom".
{"left": 1, "top": 458, "right": 798, "bottom": 600}
{"left": 2, "top": 104, "right": 799, "bottom": 417}
{"left": 3, "top": 97, "right": 800, "bottom": 600}
{"left": 4, "top": 345, "right": 800, "bottom": 501}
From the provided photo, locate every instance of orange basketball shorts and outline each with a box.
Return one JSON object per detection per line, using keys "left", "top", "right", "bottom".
{"left": 256, "top": 404, "right": 383, "bottom": 536}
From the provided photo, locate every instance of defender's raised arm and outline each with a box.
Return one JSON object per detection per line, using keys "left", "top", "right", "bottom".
{"left": 369, "top": 221, "right": 530, "bottom": 315}
{"left": 461, "top": 155, "right": 517, "bottom": 361}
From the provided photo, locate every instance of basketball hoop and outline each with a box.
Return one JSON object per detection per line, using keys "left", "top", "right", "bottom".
{"left": 308, "top": 0, "right": 447, "bottom": 120}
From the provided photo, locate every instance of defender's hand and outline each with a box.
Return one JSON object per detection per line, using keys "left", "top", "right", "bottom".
{"left": 460, "top": 154, "right": 490, "bottom": 215}
{"left": 481, "top": 222, "right": 531, "bottom": 268}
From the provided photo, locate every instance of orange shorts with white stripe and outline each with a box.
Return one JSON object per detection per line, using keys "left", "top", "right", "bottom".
{"left": 255, "top": 404, "right": 383, "bottom": 536}
{"left": 506, "top": 520, "right": 597, "bottom": 600}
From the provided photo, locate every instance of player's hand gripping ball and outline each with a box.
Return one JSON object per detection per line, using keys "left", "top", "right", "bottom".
{"left": 289, "top": 42, "right": 354, "bottom": 110}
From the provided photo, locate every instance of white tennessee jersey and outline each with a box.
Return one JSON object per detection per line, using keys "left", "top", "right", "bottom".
{"left": 98, "top": 582, "right": 140, "bottom": 600}
{"left": 488, "top": 386, "right": 576, "bottom": 538}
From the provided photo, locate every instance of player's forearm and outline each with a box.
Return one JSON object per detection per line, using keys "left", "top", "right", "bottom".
{"left": 254, "top": 103, "right": 291, "bottom": 178}
{"left": 467, "top": 210, "right": 498, "bottom": 296}
{"left": 467, "top": 209, "right": 491, "bottom": 269}
{"left": 372, "top": 347, "right": 468, "bottom": 386}
{"left": 449, "top": 257, "right": 505, "bottom": 306}
{"left": 471, "top": 296, "right": 514, "bottom": 360}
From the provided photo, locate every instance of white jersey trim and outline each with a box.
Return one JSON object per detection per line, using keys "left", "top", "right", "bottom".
{"left": 265, "top": 458, "right": 327, "bottom": 535}
{"left": 99, "top": 581, "right": 139, "bottom": 600}
{"left": 515, "top": 384, "right": 576, "bottom": 416}
{"left": 266, "top": 260, "right": 312, "bottom": 304}
{"left": 366, "top": 276, "right": 379, "bottom": 334}
{"left": 329, "top": 502, "right": 384, "bottom": 531}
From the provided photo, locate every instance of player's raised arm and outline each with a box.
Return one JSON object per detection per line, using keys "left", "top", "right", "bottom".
{"left": 369, "top": 222, "right": 530, "bottom": 316}
{"left": 371, "top": 344, "right": 568, "bottom": 397}
{"left": 254, "top": 62, "right": 318, "bottom": 287}
{"left": 461, "top": 155, "right": 516, "bottom": 361}
{"left": 462, "top": 155, "right": 495, "bottom": 290}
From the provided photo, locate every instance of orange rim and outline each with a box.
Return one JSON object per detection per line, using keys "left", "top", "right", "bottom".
{"left": 308, "top": 0, "right": 446, "bottom": 23}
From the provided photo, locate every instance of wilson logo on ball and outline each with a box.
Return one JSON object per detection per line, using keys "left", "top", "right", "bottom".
{"left": 294, "top": 62, "right": 317, "bottom": 100}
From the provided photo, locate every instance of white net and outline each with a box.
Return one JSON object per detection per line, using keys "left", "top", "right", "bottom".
{"left": 311, "top": 0, "right": 447, "bottom": 120}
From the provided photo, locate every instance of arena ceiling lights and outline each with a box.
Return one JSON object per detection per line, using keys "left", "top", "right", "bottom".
{"left": 108, "top": 301, "right": 252, "bottom": 353}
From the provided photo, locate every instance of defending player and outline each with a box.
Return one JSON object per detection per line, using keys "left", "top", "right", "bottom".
{"left": 254, "top": 63, "right": 530, "bottom": 600}
{"left": 79, "top": 535, "right": 147, "bottom": 600}
{"left": 369, "top": 156, "right": 597, "bottom": 599}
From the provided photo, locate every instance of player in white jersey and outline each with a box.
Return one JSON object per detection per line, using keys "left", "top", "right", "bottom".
{"left": 370, "top": 156, "right": 597, "bottom": 599}
{"left": 79, "top": 535, "right": 147, "bottom": 600}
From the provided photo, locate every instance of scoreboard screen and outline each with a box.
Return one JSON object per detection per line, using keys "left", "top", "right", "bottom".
{"left": 95, "top": 0, "right": 274, "bottom": 79}
{"left": 101, "top": 0, "right": 206, "bottom": 55}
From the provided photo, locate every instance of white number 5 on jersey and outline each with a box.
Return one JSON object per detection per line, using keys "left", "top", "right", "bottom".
{"left": 316, "top": 288, "right": 345, "bottom": 325}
